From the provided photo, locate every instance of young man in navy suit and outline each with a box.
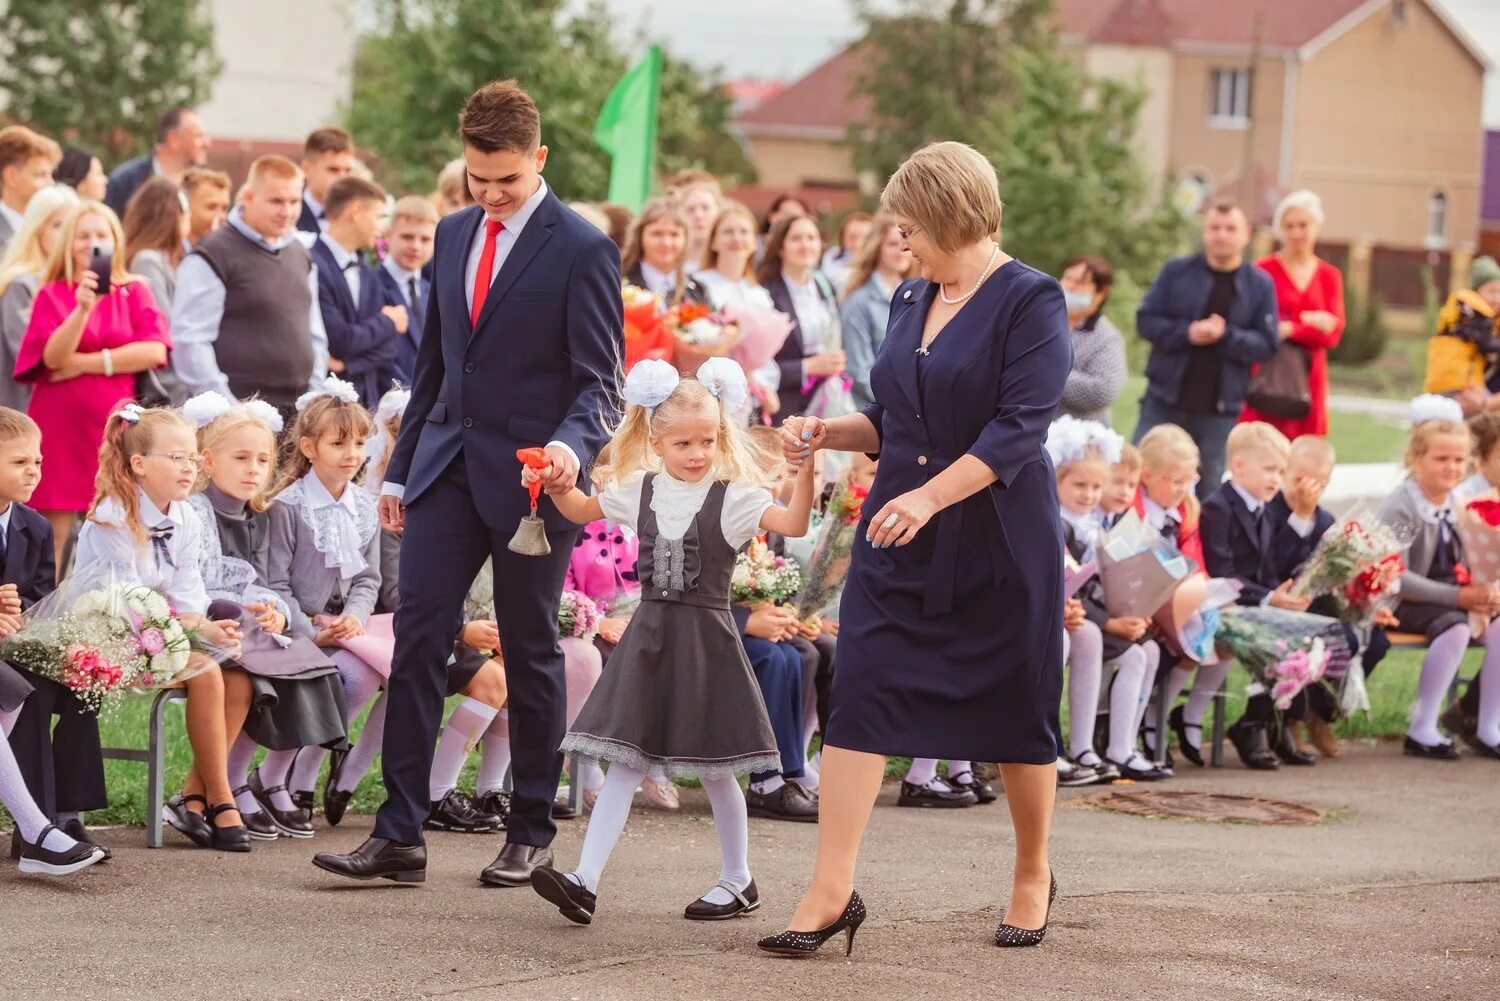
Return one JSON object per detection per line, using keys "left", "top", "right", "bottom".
{"left": 313, "top": 80, "right": 622, "bottom": 888}
{"left": 311, "top": 175, "right": 408, "bottom": 407}
{"left": 0, "top": 409, "right": 109, "bottom": 858}
{"left": 1202, "top": 422, "right": 1317, "bottom": 771}
{"left": 375, "top": 196, "right": 437, "bottom": 388}
{"left": 297, "top": 127, "right": 356, "bottom": 235}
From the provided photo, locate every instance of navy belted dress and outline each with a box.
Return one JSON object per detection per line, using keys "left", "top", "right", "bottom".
{"left": 824, "top": 261, "right": 1071, "bottom": 765}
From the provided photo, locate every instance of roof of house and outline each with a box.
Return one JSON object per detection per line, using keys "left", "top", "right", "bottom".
{"left": 1484, "top": 130, "right": 1500, "bottom": 227}
{"left": 734, "top": 0, "right": 1487, "bottom": 134}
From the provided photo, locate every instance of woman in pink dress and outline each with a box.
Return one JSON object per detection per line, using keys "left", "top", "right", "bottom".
{"left": 13, "top": 201, "right": 170, "bottom": 568}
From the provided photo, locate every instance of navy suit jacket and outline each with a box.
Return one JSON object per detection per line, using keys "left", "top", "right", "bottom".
{"left": 297, "top": 198, "right": 322, "bottom": 235}
{"left": 311, "top": 239, "right": 404, "bottom": 408}
{"left": 1266, "top": 493, "right": 1334, "bottom": 581}
{"left": 765, "top": 272, "right": 840, "bottom": 421}
{"left": 375, "top": 265, "right": 427, "bottom": 389}
{"left": 104, "top": 156, "right": 155, "bottom": 219}
{"left": 1201, "top": 482, "right": 1281, "bottom": 606}
{"left": 1, "top": 502, "right": 56, "bottom": 610}
{"left": 385, "top": 192, "right": 623, "bottom": 532}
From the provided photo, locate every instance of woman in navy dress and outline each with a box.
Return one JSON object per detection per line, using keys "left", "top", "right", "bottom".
{"left": 757, "top": 142, "right": 1070, "bottom": 957}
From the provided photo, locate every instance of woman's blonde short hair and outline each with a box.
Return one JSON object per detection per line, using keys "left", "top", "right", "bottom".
{"left": 880, "top": 141, "right": 1002, "bottom": 253}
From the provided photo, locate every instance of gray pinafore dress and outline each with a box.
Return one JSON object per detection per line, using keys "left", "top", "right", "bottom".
{"left": 561, "top": 475, "right": 780, "bottom": 779}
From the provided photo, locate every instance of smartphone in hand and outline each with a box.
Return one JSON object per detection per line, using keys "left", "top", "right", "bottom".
{"left": 89, "top": 243, "right": 112, "bottom": 297}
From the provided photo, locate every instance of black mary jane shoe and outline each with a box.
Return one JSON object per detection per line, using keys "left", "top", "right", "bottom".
{"left": 59, "top": 818, "right": 112, "bottom": 861}
{"left": 685, "top": 879, "right": 760, "bottom": 921}
{"left": 1106, "top": 755, "right": 1167, "bottom": 782}
{"left": 291, "top": 789, "right": 316, "bottom": 826}
{"left": 1403, "top": 736, "right": 1461, "bottom": 760}
{"left": 897, "top": 778, "right": 977, "bottom": 808}
{"left": 250, "top": 767, "right": 314, "bottom": 838}
{"left": 995, "top": 872, "right": 1057, "bottom": 948}
{"left": 322, "top": 749, "right": 355, "bottom": 827}
{"left": 1228, "top": 720, "right": 1280, "bottom": 771}
{"left": 757, "top": 890, "right": 867, "bottom": 958}
{"left": 1273, "top": 724, "right": 1317, "bottom": 766}
{"left": 425, "top": 790, "right": 501, "bottom": 833}
{"left": 1473, "top": 740, "right": 1500, "bottom": 760}
{"left": 1140, "top": 728, "right": 1175, "bottom": 773}
{"left": 16, "top": 824, "right": 106, "bottom": 877}
{"left": 233, "top": 785, "right": 280, "bottom": 841}
{"left": 947, "top": 770, "right": 998, "bottom": 804}
{"left": 530, "top": 864, "right": 597, "bottom": 925}
{"left": 164, "top": 793, "right": 213, "bottom": 847}
{"left": 1169, "top": 705, "right": 1205, "bottom": 768}
{"left": 206, "top": 803, "right": 252, "bottom": 853}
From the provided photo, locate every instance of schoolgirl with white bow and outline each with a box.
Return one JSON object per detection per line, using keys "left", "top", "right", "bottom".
{"left": 525, "top": 358, "right": 817, "bottom": 926}
{"left": 1377, "top": 395, "right": 1500, "bottom": 759}
{"left": 263, "top": 377, "right": 385, "bottom": 826}
{"left": 73, "top": 404, "right": 254, "bottom": 852}
{"left": 181, "top": 391, "right": 349, "bottom": 841}
{"left": 1048, "top": 416, "right": 1165, "bottom": 784}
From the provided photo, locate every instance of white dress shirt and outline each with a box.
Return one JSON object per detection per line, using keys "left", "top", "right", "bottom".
{"left": 321, "top": 233, "right": 362, "bottom": 303}
{"left": 170, "top": 206, "right": 329, "bottom": 398}
{"left": 0, "top": 501, "right": 12, "bottom": 541}
{"left": 1230, "top": 482, "right": 1264, "bottom": 516}
{"left": 383, "top": 257, "right": 422, "bottom": 309}
{"left": 1141, "top": 495, "right": 1182, "bottom": 535}
{"left": 0, "top": 201, "right": 23, "bottom": 239}
{"left": 639, "top": 261, "right": 676, "bottom": 299}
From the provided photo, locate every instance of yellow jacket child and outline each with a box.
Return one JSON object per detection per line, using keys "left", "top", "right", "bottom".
{"left": 1425, "top": 256, "right": 1500, "bottom": 395}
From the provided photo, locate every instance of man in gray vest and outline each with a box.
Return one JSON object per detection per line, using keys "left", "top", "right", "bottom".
{"left": 172, "top": 155, "right": 328, "bottom": 415}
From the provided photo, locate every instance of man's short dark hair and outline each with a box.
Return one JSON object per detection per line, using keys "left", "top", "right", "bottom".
{"left": 154, "top": 106, "right": 194, "bottom": 146}
{"left": 323, "top": 175, "right": 386, "bottom": 220}
{"left": 303, "top": 126, "right": 354, "bottom": 160}
{"left": 1205, "top": 200, "right": 1246, "bottom": 220}
{"left": 459, "top": 80, "right": 541, "bottom": 154}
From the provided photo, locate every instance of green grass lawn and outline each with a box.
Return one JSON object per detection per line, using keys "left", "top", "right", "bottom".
{"left": 1, "top": 644, "right": 1454, "bottom": 829}
{"left": 1108, "top": 376, "right": 1405, "bottom": 464}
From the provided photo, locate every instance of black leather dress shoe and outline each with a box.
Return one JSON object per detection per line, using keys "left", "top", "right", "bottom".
{"left": 1403, "top": 736, "right": 1461, "bottom": 760}
{"left": 552, "top": 797, "right": 579, "bottom": 820}
{"left": 1440, "top": 701, "right": 1483, "bottom": 751}
{"left": 530, "top": 864, "right": 596, "bottom": 924}
{"left": 1273, "top": 723, "right": 1317, "bottom": 766}
{"left": 1228, "top": 720, "right": 1280, "bottom": 771}
{"left": 250, "top": 767, "right": 314, "bottom": 838}
{"left": 312, "top": 836, "right": 427, "bottom": 883}
{"left": 897, "top": 778, "right": 977, "bottom": 808}
{"left": 163, "top": 793, "right": 213, "bottom": 847}
{"left": 684, "top": 879, "right": 760, "bottom": 921}
{"left": 480, "top": 842, "right": 553, "bottom": 887}
{"left": 475, "top": 790, "right": 511, "bottom": 829}
{"left": 1169, "top": 705, "right": 1205, "bottom": 767}
{"left": 59, "top": 818, "right": 111, "bottom": 861}
{"left": 207, "top": 803, "right": 252, "bottom": 853}
{"left": 322, "top": 747, "right": 355, "bottom": 827}
{"left": 425, "top": 790, "right": 501, "bottom": 833}
{"left": 745, "top": 780, "right": 819, "bottom": 822}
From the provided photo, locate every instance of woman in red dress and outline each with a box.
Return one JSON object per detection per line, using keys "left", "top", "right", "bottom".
{"left": 1239, "top": 189, "right": 1344, "bottom": 438}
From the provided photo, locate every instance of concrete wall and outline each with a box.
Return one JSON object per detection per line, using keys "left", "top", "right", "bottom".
{"left": 1290, "top": 0, "right": 1485, "bottom": 248}
{"left": 1084, "top": 44, "right": 1175, "bottom": 185}
{"left": 742, "top": 133, "right": 856, "bottom": 189}
{"left": 1165, "top": 49, "right": 1289, "bottom": 216}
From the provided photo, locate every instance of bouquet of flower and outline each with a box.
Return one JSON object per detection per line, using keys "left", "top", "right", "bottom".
{"left": 0, "top": 562, "right": 214, "bottom": 716}
{"left": 721, "top": 300, "right": 794, "bottom": 373}
{"left": 796, "top": 482, "right": 868, "bottom": 618}
{"left": 1097, "top": 510, "right": 1194, "bottom": 618}
{"left": 731, "top": 538, "right": 803, "bottom": 606}
{"left": 801, "top": 308, "right": 854, "bottom": 421}
{"left": 1290, "top": 506, "right": 1411, "bottom": 602}
{"left": 557, "top": 589, "right": 601, "bottom": 642}
{"left": 622, "top": 282, "right": 674, "bottom": 372}
{"left": 665, "top": 303, "right": 742, "bottom": 374}
{"left": 1214, "top": 606, "right": 1353, "bottom": 709}
{"left": 1153, "top": 573, "right": 1242, "bottom": 663}
{"left": 1454, "top": 493, "right": 1500, "bottom": 636}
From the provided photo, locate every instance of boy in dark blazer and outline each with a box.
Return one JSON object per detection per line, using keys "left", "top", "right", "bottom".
{"left": 375, "top": 195, "right": 438, "bottom": 389}
{"left": 0, "top": 408, "right": 109, "bottom": 858}
{"left": 312, "top": 175, "right": 408, "bottom": 408}
{"left": 1201, "top": 421, "right": 1313, "bottom": 771}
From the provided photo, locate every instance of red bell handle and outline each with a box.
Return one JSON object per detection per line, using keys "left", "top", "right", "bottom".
{"left": 517, "top": 447, "right": 550, "bottom": 514}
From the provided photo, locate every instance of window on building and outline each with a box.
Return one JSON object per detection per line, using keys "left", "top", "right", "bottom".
{"left": 1426, "top": 191, "right": 1448, "bottom": 249}
{"left": 1209, "top": 68, "right": 1252, "bottom": 128}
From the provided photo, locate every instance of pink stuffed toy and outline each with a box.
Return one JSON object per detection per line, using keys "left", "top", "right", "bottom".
{"left": 566, "top": 519, "right": 639, "bottom": 614}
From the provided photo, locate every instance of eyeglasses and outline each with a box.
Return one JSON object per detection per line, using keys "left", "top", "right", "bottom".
{"left": 897, "top": 224, "right": 922, "bottom": 242}
{"left": 146, "top": 452, "right": 203, "bottom": 470}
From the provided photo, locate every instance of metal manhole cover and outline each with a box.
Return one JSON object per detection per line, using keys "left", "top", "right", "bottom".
{"left": 1089, "top": 788, "right": 1324, "bottom": 825}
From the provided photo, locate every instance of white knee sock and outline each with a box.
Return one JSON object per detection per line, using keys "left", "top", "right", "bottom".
{"left": 697, "top": 775, "right": 752, "bottom": 905}
{"left": 1067, "top": 622, "right": 1104, "bottom": 759}
{"left": 339, "top": 693, "right": 388, "bottom": 793}
{"left": 1478, "top": 624, "right": 1500, "bottom": 747}
{"left": 1412, "top": 624, "right": 1468, "bottom": 745}
{"left": 946, "top": 760, "right": 973, "bottom": 782}
{"left": 227, "top": 732, "right": 262, "bottom": 815}
{"left": 1132, "top": 642, "right": 1163, "bottom": 738}
{"left": 1183, "top": 660, "right": 1232, "bottom": 737}
{"left": 1108, "top": 646, "right": 1150, "bottom": 763}
{"left": 256, "top": 747, "right": 300, "bottom": 811}
{"left": 904, "top": 757, "right": 939, "bottom": 786}
{"left": 429, "top": 699, "right": 497, "bottom": 801}
{"left": 569, "top": 763, "right": 645, "bottom": 894}
{"left": 579, "top": 759, "right": 605, "bottom": 794}
{"left": 287, "top": 746, "right": 324, "bottom": 805}
{"left": 0, "top": 732, "right": 77, "bottom": 851}
{"left": 476, "top": 711, "right": 512, "bottom": 797}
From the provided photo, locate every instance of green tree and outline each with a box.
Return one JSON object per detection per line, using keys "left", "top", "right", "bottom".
{"left": 347, "top": 0, "right": 751, "bottom": 199}
{"left": 849, "top": 0, "right": 1185, "bottom": 288}
{"left": 0, "top": 0, "right": 221, "bottom": 166}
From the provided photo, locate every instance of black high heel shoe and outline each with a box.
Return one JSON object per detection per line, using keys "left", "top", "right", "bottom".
{"left": 994, "top": 872, "right": 1056, "bottom": 948}
{"left": 756, "top": 890, "right": 866, "bottom": 958}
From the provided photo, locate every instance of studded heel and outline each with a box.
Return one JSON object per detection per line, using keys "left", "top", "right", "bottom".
{"left": 756, "top": 890, "right": 866, "bottom": 958}
{"left": 994, "top": 872, "right": 1056, "bottom": 948}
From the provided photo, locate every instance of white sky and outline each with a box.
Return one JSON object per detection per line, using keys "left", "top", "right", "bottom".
{"left": 596, "top": 0, "right": 1500, "bottom": 126}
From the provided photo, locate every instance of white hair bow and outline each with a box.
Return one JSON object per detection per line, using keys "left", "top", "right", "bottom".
{"left": 623, "top": 359, "right": 680, "bottom": 415}
{"left": 114, "top": 402, "right": 145, "bottom": 425}
{"left": 1046, "top": 415, "right": 1122, "bottom": 467}
{"left": 1410, "top": 393, "right": 1463, "bottom": 427}
{"left": 243, "top": 399, "right": 285, "bottom": 434}
{"left": 182, "top": 391, "right": 234, "bottom": 428}
{"left": 695, "top": 357, "right": 749, "bottom": 415}
{"left": 296, "top": 374, "right": 361, "bottom": 412}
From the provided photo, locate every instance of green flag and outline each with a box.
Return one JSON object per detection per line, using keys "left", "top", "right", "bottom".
{"left": 595, "top": 45, "right": 662, "bottom": 211}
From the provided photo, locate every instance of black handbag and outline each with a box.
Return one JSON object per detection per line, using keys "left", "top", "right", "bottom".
{"left": 1246, "top": 342, "right": 1311, "bottom": 420}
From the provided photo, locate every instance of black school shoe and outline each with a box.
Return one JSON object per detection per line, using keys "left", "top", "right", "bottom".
{"left": 1228, "top": 720, "right": 1280, "bottom": 771}
{"left": 685, "top": 879, "right": 760, "bottom": 920}
{"left": 898, "top": 778, "right": 977, "bottom": 808}
{"left": 59, "top": 818, "right": 111, "bottom": 861}
{"left": 1169, "top": 705, "right": 1205, "bottom": 768}
{"left": 249, "top": 767, "right": 314, "bottom": 838}
{"left": 746, "top": 780, "right": 819, "bottom": 822}
{"left": 475, "top": 790, "right": 511, "bottom": 829}
{"left": 16, "top": 825, "right": 106, "bottom": 876}
{"left": 425, "top": 790, "right": 502, "bottom": 833}
{"left": 530, "top": 865, "right": 597, "bottom": 925}
{"left": 947, "top": 769, "right": 998, "bottom": 803}
{"left": 1403, "top": 736, "right": 1461, "bottom": 760}
{"left": 163, "top": 793, "right": 213, "bottom": 847}
{"left": 1273, "top": 723, "right": 1317, "bottom": 766}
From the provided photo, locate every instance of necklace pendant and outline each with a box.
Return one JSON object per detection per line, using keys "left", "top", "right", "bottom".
{"left": 915, "top": 346, "right": 929, "bottom": 356}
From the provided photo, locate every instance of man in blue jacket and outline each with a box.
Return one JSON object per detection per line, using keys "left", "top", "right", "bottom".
{"left": 1134, "top": 202, "right": 1279, "bottom": 497}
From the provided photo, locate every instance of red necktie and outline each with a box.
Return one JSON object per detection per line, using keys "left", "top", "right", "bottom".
{"left": 469, "top": 219, "right": 505, "bottom": 328}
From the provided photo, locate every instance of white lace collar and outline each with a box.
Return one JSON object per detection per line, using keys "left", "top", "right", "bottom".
{"left": 185, "top": 493, "right": 260, "bottom": 600}
{"left": 279, "top": 473, "right": 378, "bottom": 579}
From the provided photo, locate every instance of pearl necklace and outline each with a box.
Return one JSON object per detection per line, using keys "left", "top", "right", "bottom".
{"left": 938, "top": 243, "right": 1001, "bottom": 305}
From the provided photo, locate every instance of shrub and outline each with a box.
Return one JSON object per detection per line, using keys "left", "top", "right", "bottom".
{"left": 1331, "top": 283, "right": 1389, "bottom": 366}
